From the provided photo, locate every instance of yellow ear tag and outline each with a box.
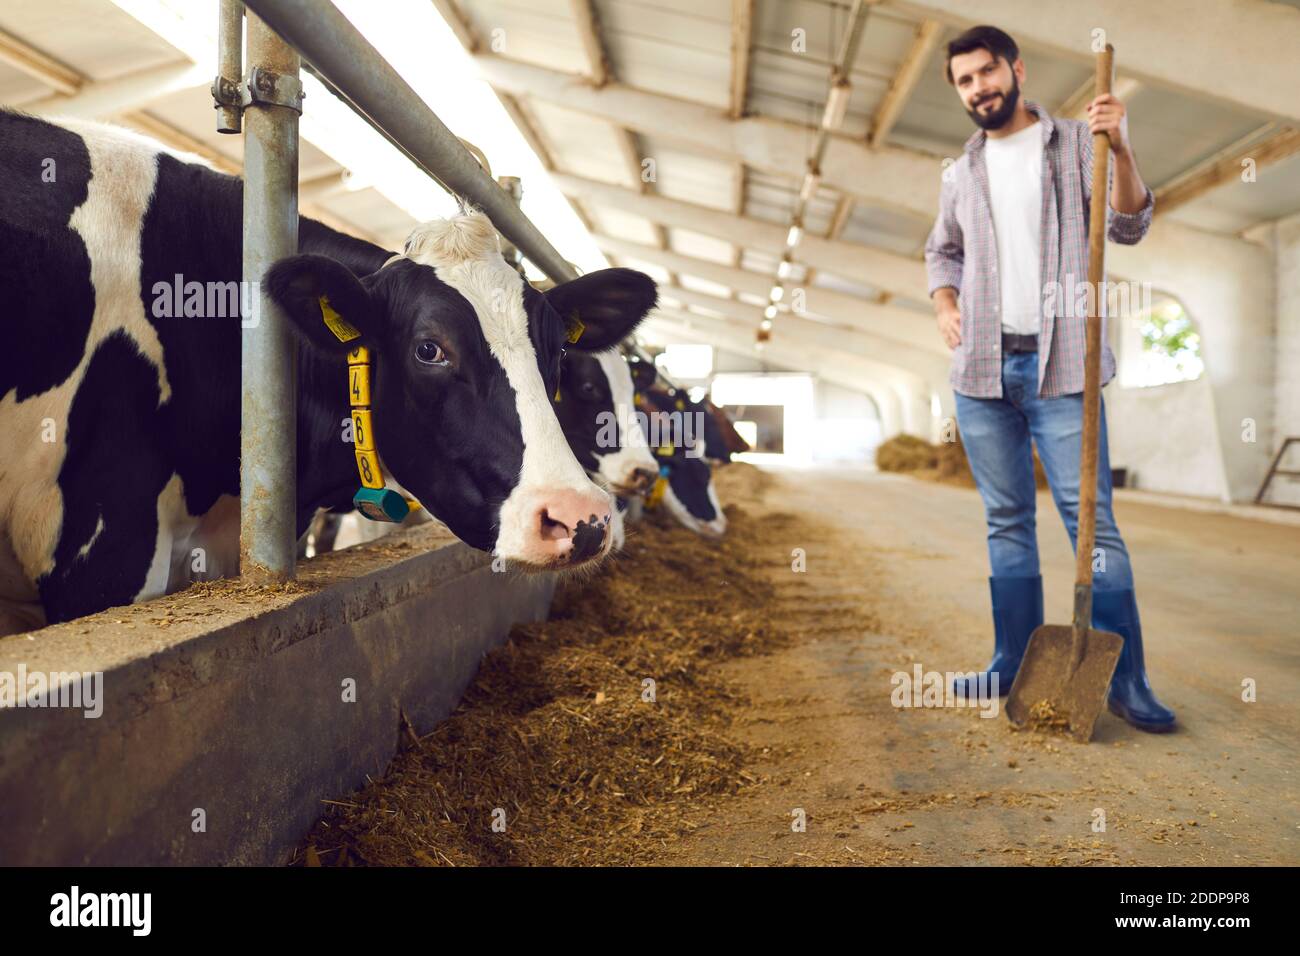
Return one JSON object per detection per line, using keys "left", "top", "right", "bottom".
{"left": 646, "top": 475, "right": 668, "bottom": 508}
{"left": 656, "top": 444, "right": 674, "bottom": 458}
{"left": 675, "top": 398, "right": 685, "bottom": 411}
{"left": 565, "top": 312, "right": 585, "bottom": 344}
{"left": 320, "top": 294, "right": 360, "bottom": 343}
{"left": 553, "top": 384, "right": 561, "bottom": 402}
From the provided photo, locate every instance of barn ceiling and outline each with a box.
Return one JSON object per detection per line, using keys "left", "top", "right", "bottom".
{"left": 2, "top": 0, "right": 1298, "bottom": 406}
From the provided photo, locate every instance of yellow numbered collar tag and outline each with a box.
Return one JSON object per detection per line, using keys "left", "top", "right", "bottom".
{"left": 320, "top": 294, "right": 361, "bottom": 343}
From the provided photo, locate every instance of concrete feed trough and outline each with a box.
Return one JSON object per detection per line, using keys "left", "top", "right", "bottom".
{"left": 0, "top": 523, "right": 554, "bottom": 866}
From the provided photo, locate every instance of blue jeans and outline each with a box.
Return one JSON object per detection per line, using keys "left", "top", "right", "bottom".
{"left": 954, "top": 351, "right": 1133, "bottom": 591}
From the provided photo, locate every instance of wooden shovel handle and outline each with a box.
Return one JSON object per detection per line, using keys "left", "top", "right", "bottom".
{"left": 1073, "top": 44, "right": 1114, "bottom": 627}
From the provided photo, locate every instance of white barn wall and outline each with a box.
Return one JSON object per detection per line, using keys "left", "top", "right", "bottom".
{"left": 1265, "top": 211, "right": 1300, "bottom": 506}
{"left": 1109, "top": 219, "right": 1275, "bottom": 502}
{"left": 1105, "top": 376, "right": 1230, "bottom": 499}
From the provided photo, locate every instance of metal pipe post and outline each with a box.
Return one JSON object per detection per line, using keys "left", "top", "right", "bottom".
{"left": 215, "top": 0, "right": 244, "bottom": 133}
{"left": 240, "top": 11, "right": 301, "bottom": 581}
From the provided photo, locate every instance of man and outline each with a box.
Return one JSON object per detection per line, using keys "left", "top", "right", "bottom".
{"left": 924, "top": 25, "right": 1175, "bottom": 732}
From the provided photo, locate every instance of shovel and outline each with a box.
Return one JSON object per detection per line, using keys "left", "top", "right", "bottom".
{"left": 1005, "top": 44, "right": 1123, "bottom": 742}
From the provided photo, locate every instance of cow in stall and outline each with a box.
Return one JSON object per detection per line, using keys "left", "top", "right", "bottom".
{"left": 553, "top": 348, "right": 660, "bottom": 549}
{"left": 0, "top": 112, "right": 658, "bottom": 635}
{"left": 635, "top": 385, "right": 727, "bottom": 538}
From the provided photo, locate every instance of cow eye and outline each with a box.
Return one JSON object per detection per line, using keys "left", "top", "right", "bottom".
{"left": 415, "top": 340, "right": 448, "bottom": 366}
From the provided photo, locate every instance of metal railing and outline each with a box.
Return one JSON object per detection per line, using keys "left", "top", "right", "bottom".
{"left": 223, "top": 0, "right": 589, "bottom": 580}
{"left": 241, "top": 0, "right": 578, "bottom": 282}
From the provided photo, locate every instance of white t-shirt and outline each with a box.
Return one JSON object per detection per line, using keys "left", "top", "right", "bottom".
{"left": 984, "top": 120, "right": 1044, "bottom": 335}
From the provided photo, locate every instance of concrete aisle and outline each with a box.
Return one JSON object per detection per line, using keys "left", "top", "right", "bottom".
{"left": 659, "top": 465, "right": 1299, "bottom": 866}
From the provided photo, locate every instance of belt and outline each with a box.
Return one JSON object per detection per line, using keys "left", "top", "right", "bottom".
{"left": 1002, "top": 332, "right": 1038, "bottom": 354}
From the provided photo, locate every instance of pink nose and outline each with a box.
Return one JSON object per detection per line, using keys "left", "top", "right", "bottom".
{"left": 531, "top": 488, "right": 613, "bottom": 565}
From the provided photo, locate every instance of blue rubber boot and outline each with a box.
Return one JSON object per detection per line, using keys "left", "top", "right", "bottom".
{"left": 1092, "top": 588, "right": 1176, "bottom": 733}
{"left": 954, "top": 576, "right": 1042, "bottom": 699}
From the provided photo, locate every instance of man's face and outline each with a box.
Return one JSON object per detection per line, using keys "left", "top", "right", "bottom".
{"left": 949, "top": 48, "right": 1022, "bottom": 130}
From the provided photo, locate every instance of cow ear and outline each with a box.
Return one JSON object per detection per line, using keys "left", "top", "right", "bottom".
{"left": 544, "top": 268, "right": 657, "bottom": 352}
{"left": 265, "top": 254, "right": 379, "bottom": 354}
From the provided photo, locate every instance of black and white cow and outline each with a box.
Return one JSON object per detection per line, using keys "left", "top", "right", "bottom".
{"left": 554, "top": 350, "right": 658, "bottom": 497}
{"left": 0, "top": 111, "right": 657, "bottom": 635}
{"left": 636, "top": 387, "right": 727, "bottom": 538}
{"left": 554, "top": 348, "right": 660, "bottom": 550}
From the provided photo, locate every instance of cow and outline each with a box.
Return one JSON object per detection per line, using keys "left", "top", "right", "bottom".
{"left": 554, "top": 348, "right": 660, "bottom": 551}
{"left": 554, "top": 349, "right": 658, "bottom": 497}
{"left": 0, "top": 111, "right": 657, "bottom": 635}
{"left": 660, "top": 388, "right": 750, "bottom": 464}
{"left": 636, "top": 387, "right": 727, "bottom": 538}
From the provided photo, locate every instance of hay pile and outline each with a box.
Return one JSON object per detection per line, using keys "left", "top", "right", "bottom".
{"left": 877, "top": 431, "right": 1046, "bottom": 490}
{"left": 292, "top": 465, "right": 788, "bottom": 866}
{"left": 874, "top": 434, "right": 937, "bottom": 473}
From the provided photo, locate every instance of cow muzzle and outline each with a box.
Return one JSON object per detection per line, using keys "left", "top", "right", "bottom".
{"left": 502, "top": 486, "right": 614, "bottom": 568}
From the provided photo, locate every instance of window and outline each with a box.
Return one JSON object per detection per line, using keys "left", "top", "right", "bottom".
{"left": 1118, "top": 295, "right": 1203, "bottom": 388}
{"left": 655, "top": 344, "right": 713, "bottom": 380}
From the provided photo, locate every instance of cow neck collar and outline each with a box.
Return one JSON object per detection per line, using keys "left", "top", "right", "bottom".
{"left": 320, "top": 295, "right": 422, "bottom": 523}
{"left": 634, "top": 390, "right": 679, "bottom": 510}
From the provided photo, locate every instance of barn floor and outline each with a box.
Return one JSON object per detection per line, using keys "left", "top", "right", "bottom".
{"left": 297, "top": 463, "right": 1298, "bottom": 866}
{"left": 653, "top": 464, "right": 1300, "bottom": 866}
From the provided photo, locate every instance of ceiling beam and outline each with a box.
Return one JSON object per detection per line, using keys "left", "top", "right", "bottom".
{"left": 614, "top": 126, "right": 678, "bottom": 285}
{"left": 26, "top": 61, "right": 210, "bottom": 118}
{"left": 730, "top": 162, "right": 747, "bottom": 298}
{"left": 804, "top": 192, "right": 857, "bottom": 287}
{"left": 594, "top": 232, "right": 945, "bottom": 357}
{"left": 114, "top": 111, "right": 382, "bottom": 244}
{"left": 1155, "top": 124, "right": 1300, "bottom": 218}
{"left": 868, "top": 18, "right": 941, "bottom": 147}
{"left": 496, "top": 91, "right": 597, "bottom": 235}
{"left": 570, "top": 0, "right": 611, "bottom": 88}
{"left": 116, "top": 110, "right": 239, "bottom": 173}
{"left": 432, "top": 2, "right": 603, "bottom": 241}
{"left": 472, "top": 53, "right": 942, "bottom": 221}
{"left": 659, "top": 281, "right": 950, "bottom": 383}
{"left": 481, "top": 51, "right": 1299, "bottom": 240}
{"left": 887, "top": 0, "right": 1300, "bottom": 125}
{"left": 549, "top": 171, "right": 931, "bottom": 301}
{"left": 1056, "top": 74, "right": 1141, "bottom": 121}
{"left": 729, "top": 0, "right": 755, "bottom": 120}
{"left": 0, "top": 26, "right": 83, "bottom": 95}
{"left": 430, "top": 0, "right": 479, "bottom": 53}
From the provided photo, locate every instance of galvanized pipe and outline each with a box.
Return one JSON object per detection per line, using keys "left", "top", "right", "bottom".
{"left": 497, "top": 175, "right": 523, "bottom": 272}
{"left": 215, "top": 0, "right": 244, "bottom": 133}
{"left": 242, "top": 0, "right": 579, "bottom": 284}
{"left": 240, "top": 11, "right": 301, "bottom": 581}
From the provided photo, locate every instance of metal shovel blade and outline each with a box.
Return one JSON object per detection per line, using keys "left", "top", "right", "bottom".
{"left": 1006, "top": 624, "right": 1123, "bottom": 742}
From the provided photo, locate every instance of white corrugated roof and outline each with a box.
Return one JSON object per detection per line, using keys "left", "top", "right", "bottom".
{"left": 2, "top": 0, "right": 1297, "bottom": 399}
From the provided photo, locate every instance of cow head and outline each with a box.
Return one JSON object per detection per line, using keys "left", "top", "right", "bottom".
{"left": 266, "top": 211, "right": 657, "bottom": 569}
{"left": 554, "top": 350, "right": 658, "bottom": 497}
{"left": 638, "top": 390, "right": 727, "bottom": 538}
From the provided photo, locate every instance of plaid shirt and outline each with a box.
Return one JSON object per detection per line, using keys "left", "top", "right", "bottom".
{"left": 924, "top": 101, "right": 1154, "bottom": 398}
